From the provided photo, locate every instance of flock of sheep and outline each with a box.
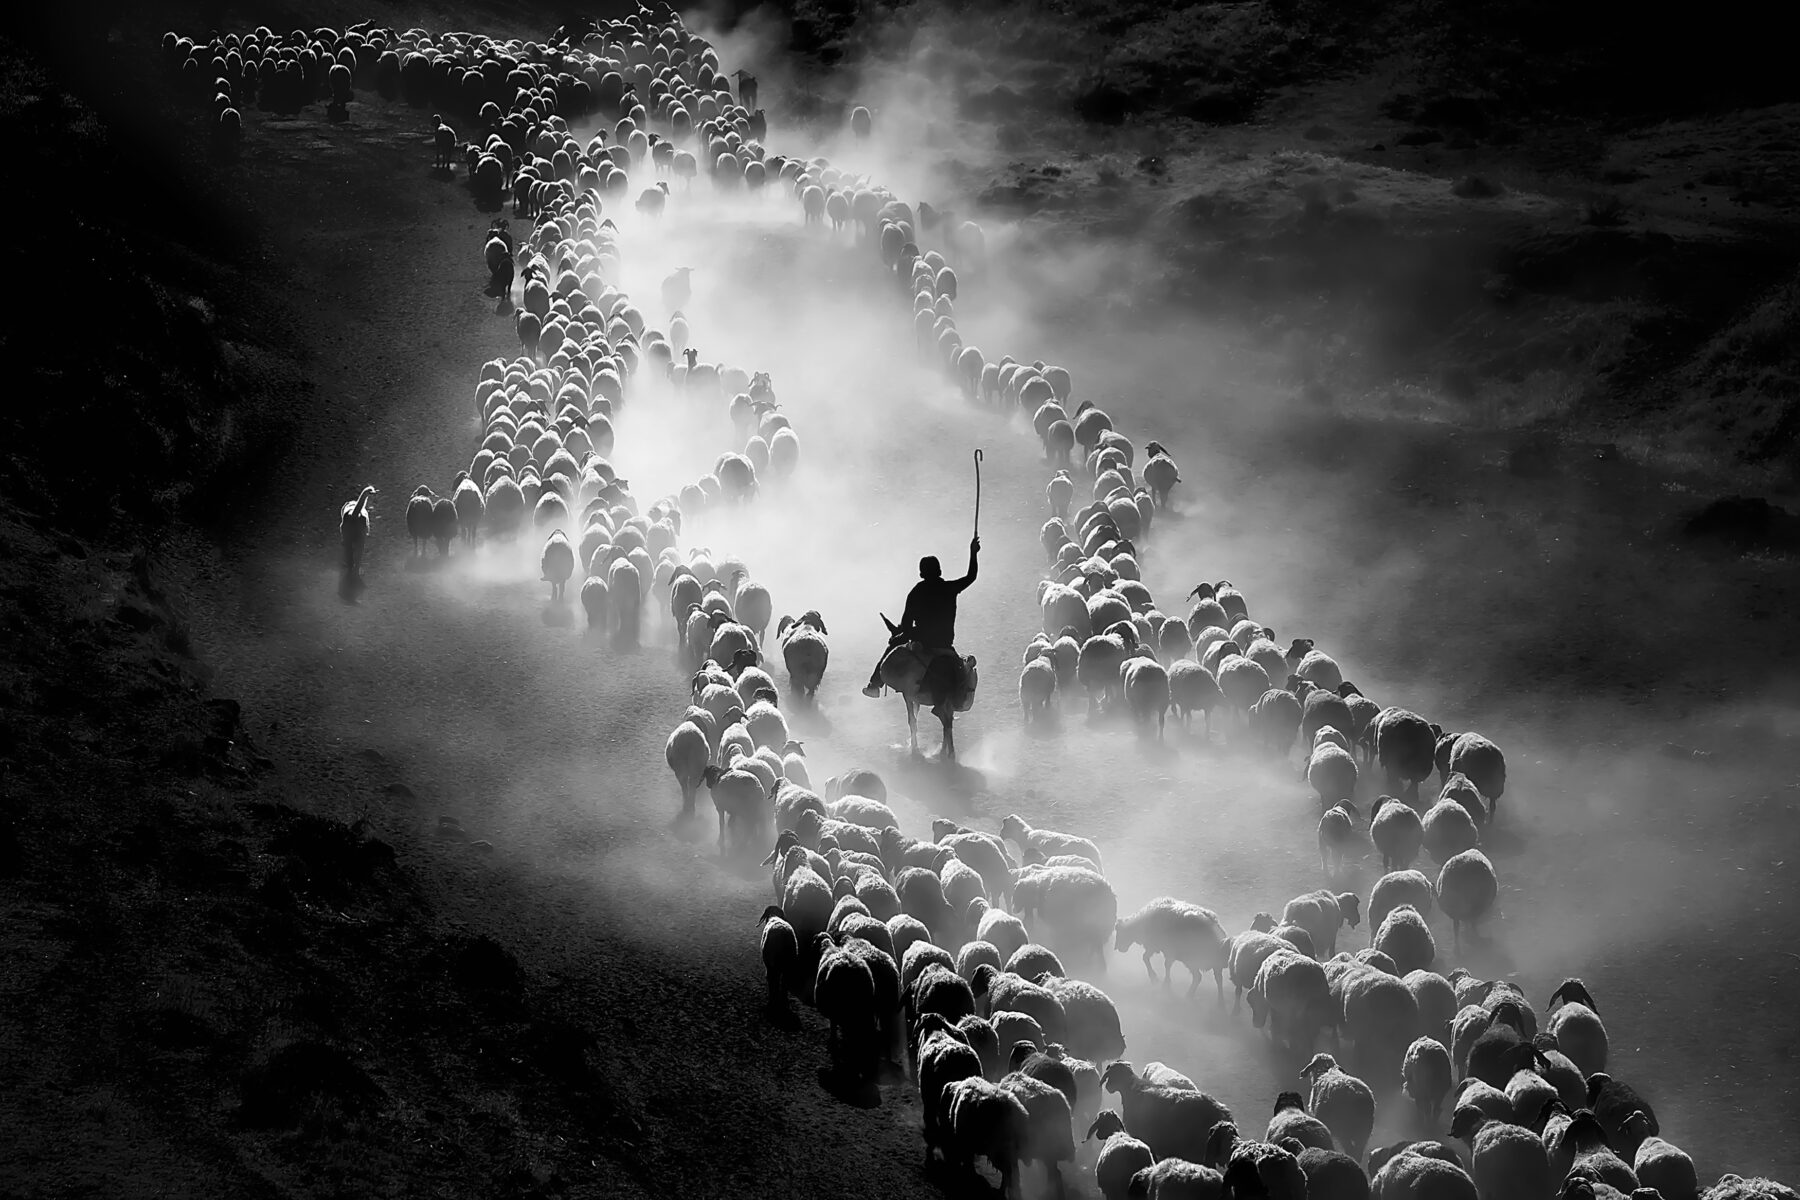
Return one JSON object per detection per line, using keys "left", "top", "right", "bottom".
{"left": 162, "top": 8, "right": 1793, "bottom": 1200}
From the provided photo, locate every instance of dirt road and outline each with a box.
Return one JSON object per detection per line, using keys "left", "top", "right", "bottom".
{"left": 177, "top": 77, "right": 1798, "bottom": 1191}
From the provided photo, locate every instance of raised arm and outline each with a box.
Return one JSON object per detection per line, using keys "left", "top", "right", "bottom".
{"left": 952, "top": 536, "right": 980, "bottom": 592}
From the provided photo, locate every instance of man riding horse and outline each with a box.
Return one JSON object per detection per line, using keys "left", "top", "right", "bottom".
{"left": 864, "top": 536, "right": 980, "bottom": 723}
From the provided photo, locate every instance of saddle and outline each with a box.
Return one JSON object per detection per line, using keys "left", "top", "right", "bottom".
{"left": 913, "top": 644, "right": 979, "bottom": 714}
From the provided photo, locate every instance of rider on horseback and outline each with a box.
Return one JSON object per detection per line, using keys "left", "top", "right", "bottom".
{"left": 863, "top": 536, "right": 980, "bottom": 707}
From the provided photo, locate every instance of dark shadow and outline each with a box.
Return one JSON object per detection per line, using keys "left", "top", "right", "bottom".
{"left": 815, "top": 1066, "right": 881, "bottom": 1109}
{"left": 337, "top": 571, "right": 366, "bottom": 604}
{"left": 429, "top": 165, "right": 454, "bottom": 183}
{"left": 401, "top": 555, "right": 445, "bottom": 574}
{"left": 788, "top": 706, "right": 835, "bottom": 738}
{"left": 1022, "top": 711, "right": 1064, "bottom": 739}
{"left": 667, "top": 811, "right": 710, "bottom": 842}
{"left": 763, "top": 999, "right": 802, "bottom": 1033}
{"left": 892, "top": 753, "right": 988, "bottom": 805}
{"left": 326, "top": 101, "right": 349, "bottom": 124}
{"left": 542, "top": 603, "right": 574, "bottom": 628}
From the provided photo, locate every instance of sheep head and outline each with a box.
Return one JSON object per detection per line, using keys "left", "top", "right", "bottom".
{"left": 1548, "top": 978, "right": 1599, "bottom": 1014}
{"left": 1099, "top": 1061, "right": 1138, "bottom": 1094}
{"left": 1084, "top": 1110, "right": 1126, "bottom": 1142}
{"left": 1298, "top": 1053, "right": 1338, "bottom": 1080}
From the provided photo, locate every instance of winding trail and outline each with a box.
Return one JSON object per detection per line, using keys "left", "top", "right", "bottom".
{"left": 174, "top": 69, "right": 1798, "bottom": 1192}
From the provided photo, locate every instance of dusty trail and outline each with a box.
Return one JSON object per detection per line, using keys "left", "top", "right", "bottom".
{"left": 179, "top": 84, "right": 1798, "bottom": 1194}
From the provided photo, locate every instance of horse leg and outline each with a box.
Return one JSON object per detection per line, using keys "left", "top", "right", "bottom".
{"left": 904, "top": 698, "right": 919, "bottom": 755}
{"left": 940, "top": 712, "right": 955, "bottom": 762}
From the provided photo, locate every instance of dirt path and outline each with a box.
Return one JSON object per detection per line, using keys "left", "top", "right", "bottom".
{"left": 174, "top": 71, "right": 1799, "bottom": 1194}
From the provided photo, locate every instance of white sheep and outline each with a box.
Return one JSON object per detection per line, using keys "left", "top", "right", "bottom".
{"left": 1436, "top": 850, "right": 1498, "bottom": 947}
{"left": 1448, "top": 1107, "right": 1553, "bottom": 1200}
{"left": 339, "top": 485, "right": 377, "bottom": 577}
{"left": 665, "top": 720, "right": 710, "bottom": 820}
{"left": 1402, "top": 1036, "right": 1453, "bottom": 1123}
{"left": 1370, "top": 795, "right": 1425, "bottom": 871}
{"left": 1113, "top": 899, "right": 1229, "bottom": 1000}
{"left": 1119, "top": 655, "right": 1170, "bottom": 737}
{"left": 1299, "top": 1053, "right": 1375, "bottom": 1164}
{"left": 540, "top": 528, "right": 575, "bottom": 599}
{"left": 775, "top": 612, "right": 828, "bottom": 700}
{"left": 1545, "top": 977, "right": 1608, "bottom": 1076}
{"left": 1001, "top": 814, "right": 1102, "bottom": 871}
{"left": 1019, "top": 655, "right": 1057, "bottom": 721}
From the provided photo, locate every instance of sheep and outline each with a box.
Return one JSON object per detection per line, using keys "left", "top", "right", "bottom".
{"left": 1087, "top": 1110, "right": 1155, "bottom": 1200}
{"left": 998, "top": 1069, "right": 1077, "bottom": 1195}
{"left": 1120, "top": 656, "right": 1170, "bottom": 737}
{"left": 992, "top": 1010, "right": 1046, "bottom": 1059}
{"left": 938, "top": 1076, "right": 1028, "bottom": 1197}
{"left": 1375, "top": 708, "right": 1440, "bottom": 803}
{"left": 1624, "top": 1114, "right": 1697, "bottom": 1200}
{"left": 1250, "top": 950, "right": 1333, "bottom": 1053}
{"left": 1101, "top": 1061, "right": 1233, "bottom": 1164}
{"left": 758, "top": 905, "right": 798, "bottom": 1010}
{"left": 1282, "top": 889, "right": 1361, "bottom": 957}
{"left": 1001, "top": 814, "right": 1102, "bottom": 870}
{"left": 1406, "top": 970, "right": 1459, "bottom": 1043}
{"left": 827, "top": 794, "right": 901, "bottom": 831}
{"left": 1168, "top": 660, "right": 1225, "bottom": 732}
{"left": 1546, "top": 978, "right": 1608, "bottom": 1076}
{"left": 973, "top": 898, "right": 1030, "bottom": 963}
{"left": 1301, "top": 1053, "right": 1377, "bottom": 1164}
{"left": 339, "top": 485, "right": 377, "bottom": 577}
{"left": 1369, "top": 1150, "right": 1477, "bottom": 1200}
{"left": 703, "top": 763, "right": 771, "bottom": 855}
{"left": 850, "top": 105, "right": 873, "bottom": 137}
{"left": 1047, "top": 470, "right": 1075, "bottom": 518}
{"left": 1564, "top": 1109, "right": 1640, "bottom": 1192}
{"left": 1248, "top": 686, "right": 1302, "bottom": 757}
{"left": 1529, "top": 1037, "right": 1590, "bottom": 1111}
{"left": 1586, "top": 1074, "right": 1660, "bottom": 1161}
{"left": 405, "top": 486, "right": 437, "bottom": 554}
{"left": 1266, "top": 1092, "right": 1335, "bottom": 1152}
{"left": 1206, "top": 1124, "right": 1308, "bottom": 1200}
{"left": 778, "top": 853, "right": 834, "bottom": 949}
{"left": 1004, "top": 944, "right": 1066, "bottom": 982}
{"left": 838, "top": 933, "right": 904, "bottom": 1064}
{"left": 1403, "top": 1036, "right": 1454, "bottom": 1123}
{"left": 1446, "top": 1107, "right": 1552, "bottom": 1200}
{"left": 1422, "top": 797, "right": 1481, "bottom": 865}
{"left": 1011, "top": 864, "right": 1117, "bottom": 971}
{"left": 1308, "top": 739, "right": 1360, "bottom": 807}
{"left": 1040, "top": 975, "right": 1127, "bottom": 1063}
{"left": 1020, "top": 655, "right": 1057, "bottom": 720}
{"left": 813, "top": 932, "right": 880, "bottom": 1078}
{"left": 1113, "top": 899, "right": 1230, "bottom": 1000}
{"left": 1318, "top": 801, "right": 1361, "bottom": 875}
{"left": 1337, "top": 959, "right": 1423, "bottom": 1081}
{"left": 911, "top": 963, "right": 979, "bottom": 1044}
{"left": 1130, "top": 1160, "right": 1226, "bottom": 1199}
{"left": 918, "top": 1018, "right": 984, "bottom": 1162}
{"left": 1374, "top": 903, "right": 1436, "bottom": 975}
{"left": 1287, "top": 639, "right": 1345, "bottom": 692}
{"left": 896, "top": 867, "right": 956, "bottom": 939}
{"left": 1439, "top": 773, "right": 1489, "bottom": 829}
{"left": 580, "top": 575, "right": 611, "bottom": 627}
{"left": 973, "top": 965, "right": 1068, "bottom": 1045}
{"left": 1447, "top": 733, "right": 1506, "bottom": 820}
{"left": 1141, "top": 443, "right": 1180, "bottom": 507}
{"left": 938, "top": 828, "right": 1018, "bottom": 909}
{"left": 1701, "top": 1180, "right": 1800, "bottom": 1200}
{"left": 1371, "top": 796, "right": 1425, "bottom": 872}
{"left": 1290, "top": 1146, "right": 1371, "bottom": 1200}
{"left": 1226, "top": 929, "right": 1290, "bottom": 1012}
{"left": 956, "top": 940, "right": 1004, "bottom": 985}
{"left": 1436, "top": 851, "right": 1498, "bottom": 948}
{"left": 664, "top": 720, "right": 710, "bottom": 819}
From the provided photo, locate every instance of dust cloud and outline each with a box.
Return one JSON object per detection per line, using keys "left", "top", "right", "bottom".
{"left": 293, "top": 5, "right": 1800, "bottom": 1180}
